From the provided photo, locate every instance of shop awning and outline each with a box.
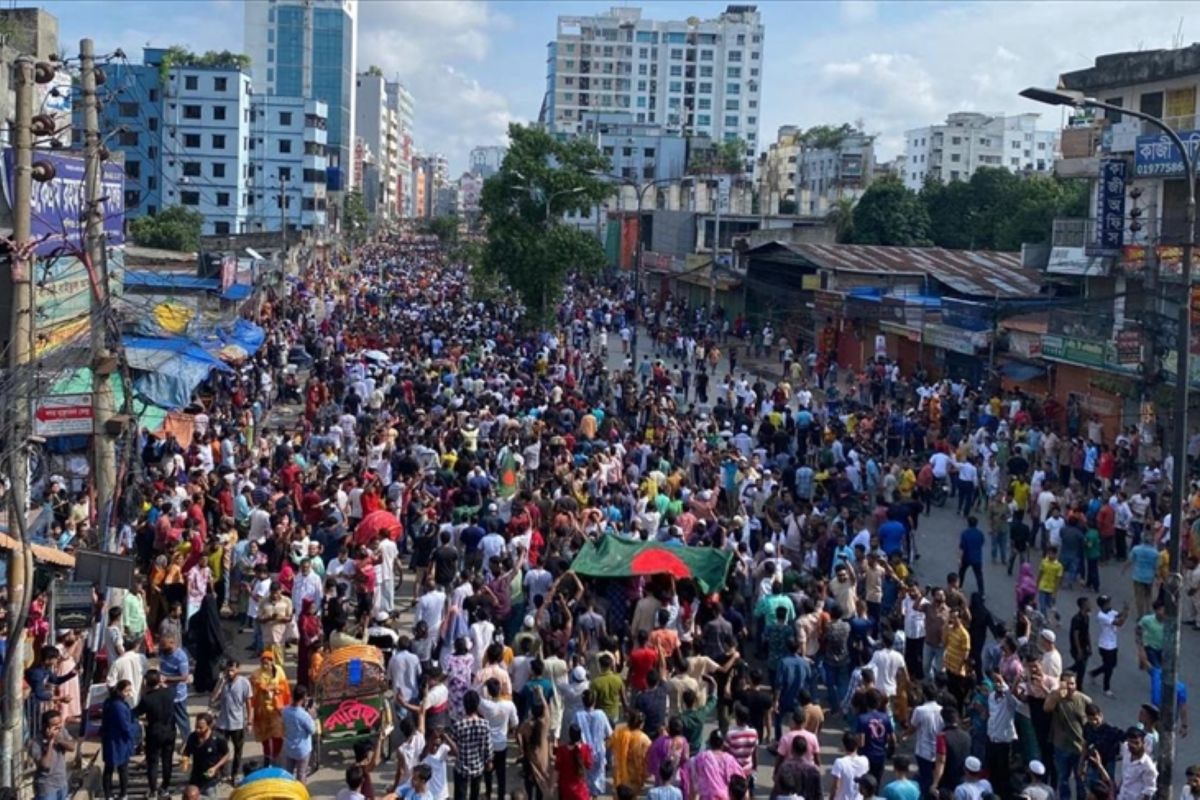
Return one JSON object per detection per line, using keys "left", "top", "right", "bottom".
{"left": 570, "top": 535, "right": 733, "bottom": 593}
{"left": 220, "top": 284, "right": 253, "bottom": 302}
{"left": 1001, "top": 361, "right": 1047, "bottom": 382}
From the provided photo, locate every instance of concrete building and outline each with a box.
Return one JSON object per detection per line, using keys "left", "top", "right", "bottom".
{"left": 151, "top": 49, "right": 253, "bottom": 236}
{"left": 250, "top": 95, "right": 328, "bottom": 232}
{"left": 386, "top": 81, "right": 414, "bottom": 216}
{"left": 796, "top": 129, "right": 875, "bottom": 216}
{"left": 457, "top": 172, "right": 483, "bottom": 217}
{"left": 100, "top": 56, "right": 162, "bottom": 219}
{"left": 0, "top": 8, "right": 62, "bottom": 148}
{"left": 469, "top": 145, "right": 507, "bottom": 178}
{"left": 412, "top": 156, "right": 428, "bottom": 219}
{"left": 434, "top": 185, "right": 458, "bottom": 218}
{"left": 244, "top": 0, "right": 357, "bottom": 187}
{"left": 580, "top": 111, "right": 688, "bottom": 182}
{"left": 544, "top": 5, "right": 763, "bottom": 174}
{"left": 903, "top": 112, "right": 1059, "bottom": 190}
{"left": 757, "top": 126, "right": 802, "bottom": 215}
{"left": 355, "top": 70, "right": 400, "bottom": 216}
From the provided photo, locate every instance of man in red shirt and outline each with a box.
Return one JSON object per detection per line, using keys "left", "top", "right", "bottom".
{"left": 626, "top": 629, "right": 660, "bottom": 692}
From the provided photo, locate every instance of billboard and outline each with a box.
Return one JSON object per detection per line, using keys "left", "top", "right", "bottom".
{"left": 1, "top": 149, "right": 125, "bottom": 256}
{"left": 1134, "top": 131, "right": 1200, "bottom": 178}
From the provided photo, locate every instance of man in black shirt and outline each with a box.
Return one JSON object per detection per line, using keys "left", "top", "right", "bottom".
{"left": 432, "top": 530, "right": 459, "bottom": 587}
{"left": 134, "top": 669, "right": 178, "bottom": 798}
{"left": 182, "top": 712, "right": 230, "bottom": 797}
{"left": 1070, "top": 596, "right": 1093, "bottom": 685}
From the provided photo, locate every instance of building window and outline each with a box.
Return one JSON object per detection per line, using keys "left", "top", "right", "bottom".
{"left": 669, "top": 81, "right": 682, "bottom": 93}
{"left": 148, "top": 176, "right": 157, "bottom": 190}
{"left": 950, "top": 153, "right": 961, "bottom": 162}
{"left": 148, "top": 118, "right": 158, "bottom": 132}
{"left": 180, "top": 190, "right": 200, "bottom": 205}
{"left": 149, "top": 145, "right": 158, "bottom": 159}
{"left": 212, "top": 162, "right": 226, "bottom": 178}
{"left": 751, "top": 51, "right": 760, "bottom": 60}
{"left": 643, "top": 148, "right": 655, "bottom": 158}
{"left": 724, "top": 115, "right": 738, "bottom": 127}
{"left": 184, "top": 75, "right": 198, "bottom": 90}
{"left": 729, "top": 51, "right": 742, "bottom": 62}
{"left": 951, "top": 136, "right": 961, "bottom": 145}
{"left": 118, "top": 130, "right": 138, "bottom": 146}
{"left": 183, "top": 105, "right": 201, "bottom": 119}
{"left": 213, "top": 105, "right": 227, "bottom": 121}
{"left": 670, "top": 48, "right": 683, "bottom": 60}
{"left": 118, "top": 102, "right": 138, "bottom": 117}
{"left": 125, "top": 160, "right": 140, "bottom": 179}
{"left": 727, "top": 83, "right": 740, "bottom": 95}
{"left": 698, "top": 98, "right": 711, "bottom": 110}
{"left": 124, "top": 189, "right": 139, "bottom": 207}
{"left": 725, "top": 99, "right": 739, "bottom": 110}
{"left": 697, "top": 114, "right": 711, "bottom": 126}
{"left": 214, "top": 77, "right": 227, "bottom": 92}
{"left": 747, "top": 116, "right": 757, "bottom": 125}
{"left": 700, "top": 49, "right": 713, "bottom": 61}
{"left": 216, "top": 192, "right": 230, "bottom": 207}
{"left": 214, "top": 221, "right": 230, "bottom": 234}
{"left": 182, "top": 162, "right": 201, "bottom": 177}
{"left": 149, "top": 88, "right": 159, "bottom": 102}
{"left": 279, "top": 139, "right": 292, "bottom": 154}
{"left": 212, "top": 134, "right": 226, "bottom": 149}
{"left": 700, "top": 65, "right": 713, "bottom": 78}
{"left": 699, "top": 82, "right": 712, "bottom": 94}
{"left": 670, "top": 65, "right": 682, "bottom": 77}
{"left": 727, "top": 67, "right": 741, "bottom": 78}
{"left": 280, "top": 111, "right": 293, "bottom": 126}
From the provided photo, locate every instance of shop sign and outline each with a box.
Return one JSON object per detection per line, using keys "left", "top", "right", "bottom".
{"left": 923, "top": 324, "right": 981, "bottom": 355}
{"left": 1040, "top": 333, "right": 1111, "bottom": 367}
{"left": 1134, "top": 130, "right": 1200, "bottom": 177}
{"left": 1092, "top": 158, "right": 1126, "bottom": 254}
{"left": 1047, "top": 246, "right": 1110, "bottom": 276}
{"left": 54, "top": 581, "right": 94, "bottom": 629}
{"left": 1115, "top": 329, "right": 1142, "bottom": 364}
{"left": 1121, "top": 244, "right": 1185, "bottom": 275}
{"left": 1008, "top": 331, "right": 1043, "bottom": 359}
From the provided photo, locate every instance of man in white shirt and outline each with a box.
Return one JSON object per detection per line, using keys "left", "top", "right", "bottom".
{"left": 1116, "top": 727, "right": 1158, "bottom": 800}
{"left": 866, "top": 630, "right": 907, "bottom": 700}
{"left": 414, "top": 579, "right": 447, "bottom": 637}
{"left": 829, "top": 731, "right": 870, "bottom": 800}
{"left": 478, "top": 678, "right": 519, "bottom": 799}
{"left": 374, "top": 535, "right": 401, "bottom": 614}
{"left": 247, "top": 503, "right": 272, "bottom": 545}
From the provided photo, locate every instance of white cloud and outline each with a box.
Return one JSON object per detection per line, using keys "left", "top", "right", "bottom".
{"left": 357, "top": 0, "right": 520, "bottom": 171}
{"left": 763, "top": 1, "right": 1199, "bottom": 162}
{"left": 839, "top": 0, "right": 878, "bottom": 24}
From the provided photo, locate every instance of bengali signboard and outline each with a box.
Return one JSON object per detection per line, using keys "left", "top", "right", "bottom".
{"left": 1121, "top": 244, "right": 1185, "bottom": 276}
{"left": 1, "top": 149, "right": 125, "bottom": 257}
{"left": 1134, "top": 130, "right": 1200, "bottom": 177}
{"left": 54, "top": 581, "right": 94, "bottom": 630}
{"left": 814, "top": 290, "right": 844, "bottom": 322}
{"left": 1040, "top": 334, "right": 1111, "bottom": 368}
{"left": 33, "top": 393, "right": 93, "bottom": 437}
{"left": 1115, "top": 329, "right": 1143, "bottom": 365}
{"left": 923, "top": 324, "right": 981, "bottom": 355}
{"left": 1092, "top": 158, "right": 1126, "bottom": 255}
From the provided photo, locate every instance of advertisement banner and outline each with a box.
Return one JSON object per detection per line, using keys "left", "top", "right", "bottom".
{"left": 1, "top": 149, "right": 125, "bottom": 256}
{"left": 1120, "top": 244, "right": 1184, "bottom": 276}
{"left": 814, "top": 290, "right": 843, "bottom": 322}
{"left": 1040, "top": 334, "right": 1111, "bottom": 367}
{"left": 1115, "top": 329, "right": 1142, "bottom": 364}
{"left": 1094, "top": 158, "right": 1126, "bottom": 254}
{"left": 1134, "top": 130, "right": 1200, "bottom": 177}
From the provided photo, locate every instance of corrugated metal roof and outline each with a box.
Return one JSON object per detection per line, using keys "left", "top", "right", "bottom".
{"left": 754, "top": 242, "right": 1040, "bottom": 299}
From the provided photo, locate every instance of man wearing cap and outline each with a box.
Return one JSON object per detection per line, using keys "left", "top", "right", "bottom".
{"left": 954, "top": 756, "right": 992, "bottom": 800}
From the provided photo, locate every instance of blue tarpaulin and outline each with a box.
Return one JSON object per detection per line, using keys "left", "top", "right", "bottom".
{"left": 1000, "top": 361, "right": 1046, "bottom": 382}
{"left": 220, "top": 283, "right": 252, "bottom": 302}
{"left": 124, "top": 271, "right": 219, "bottom": 291}
{"left": 123, "top": 335, "right": 233, "bottom": 409}
{"left": 219, "top": 318, "right": 265, "bottom": 354}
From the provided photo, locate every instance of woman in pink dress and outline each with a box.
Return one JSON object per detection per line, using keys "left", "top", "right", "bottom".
{"left": 55, "top": 630, "right": 84, "bottom": 724}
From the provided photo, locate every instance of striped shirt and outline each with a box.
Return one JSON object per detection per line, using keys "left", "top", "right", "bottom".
{"left": 724, "top": 725, "right": 759, "bottom": 775}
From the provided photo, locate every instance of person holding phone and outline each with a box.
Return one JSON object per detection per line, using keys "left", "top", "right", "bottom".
{"left": 27, "top": 710, "right": 73, "bottom": 800}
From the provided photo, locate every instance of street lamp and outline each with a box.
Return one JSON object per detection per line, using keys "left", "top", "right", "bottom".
{"left": 1022, "top": 86, "right": 1195, "bottom": 797}
{"left": 510, "top": 179, "right": 587, "bottom": 223}
{"left": 591, "top": 172, "right": 689, "bottom": 366}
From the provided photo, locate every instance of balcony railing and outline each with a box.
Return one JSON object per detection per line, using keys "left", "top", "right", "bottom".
{"left": 1052, "top": 218, "right": 1096, "bottom": 248}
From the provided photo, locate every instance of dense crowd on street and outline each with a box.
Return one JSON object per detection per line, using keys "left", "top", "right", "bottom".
{"left": 10, "top": 230, "right": 1200, "bottom": 800}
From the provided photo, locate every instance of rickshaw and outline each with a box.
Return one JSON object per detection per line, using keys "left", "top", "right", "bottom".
{"left": 230, "top": 766, "right": 310, "bottom": 800}
{"left": 312, "top": 643, "right": 393, "bottom": 765}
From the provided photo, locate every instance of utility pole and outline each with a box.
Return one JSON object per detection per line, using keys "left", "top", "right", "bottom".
{"left": 1, "top": 55, "right": 37, "bottom": 788}
{"left": 710, "top": 175, "right": 723, "bottom": 310}
{"left": 279, "top": 173, "right": 289, "bottom": 250}
{"left": 81, "top": 39, "right": 118, "bottom": 548}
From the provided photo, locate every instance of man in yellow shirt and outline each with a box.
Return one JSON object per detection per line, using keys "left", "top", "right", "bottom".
{"left": 609, "top": 709, "right": 652, "bottom": 793}
{"left": 1038, "top": 546, "right": 1065, "bottom": 624}
{"left": 943, "top": 608, "right": 972, "bottom": 703}
{"left": 898, "top": 464, "right": 917, "bottom": 500}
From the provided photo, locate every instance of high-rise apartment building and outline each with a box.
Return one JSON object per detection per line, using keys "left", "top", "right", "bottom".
{"left": 244, "top": 0, "right": 357, "bottom": 188}
{"left": 543, "top": 5, "right": 763, "bottom": 173}
{"left": 250, "top": 96, "right": 329, "bottom": 231}
{"left": 903, "top": 112, "right": 1059, "bottom": 190}
{"left": 386, "top": 81, "right": 414, "bottom": 217}
{"left": 355, "top": 71, "right": 401, "bottom": 216}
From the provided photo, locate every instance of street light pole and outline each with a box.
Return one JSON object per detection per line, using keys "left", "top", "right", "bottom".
{"left": 1022, "top": 87, "right": 1194, "bottom": 797}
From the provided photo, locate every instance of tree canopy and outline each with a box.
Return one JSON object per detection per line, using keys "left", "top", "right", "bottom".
{"left": 343, "top": 191, "right": 368, "bottom": 244}
{"left": 422, "top": 215, "right": 460, "bottom": 245}
{"left": 847, "top": 168, "right": 1088, "bottom": 251}
{"left": 689, "top": 138, "right": 747, "bottom": 175}
{"left": 479, "top": 124, "right": 611, "bottom": 324}
{"left": 128, "top": 206, "right": 203, "bottom": 252}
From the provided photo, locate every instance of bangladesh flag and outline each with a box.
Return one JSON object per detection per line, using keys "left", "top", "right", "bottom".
{"left": 570, "top": 535, "right": 733, "bottom": 593}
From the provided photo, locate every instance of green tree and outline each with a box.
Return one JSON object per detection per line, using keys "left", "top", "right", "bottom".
{"left": 800, "top": 123, "right": 856, "bottom": 149}
{"left": 128, "top": 206, "right": 204, "bottom": 251}
{"left": 921, "top": 178, "right": 976, "bottom": 250}
{"left": 423, "top": 215, "right": 460, "bottom": 245}
{"left": 850, "top": 176, "right": 931, "bottom": 246}
{"left": 826, "top": 196, "right": 857, "bottom": 243}
{"left": 479, "top": 124, "right": 611, "bottom": 324}
{"left": 343, "top": 190, "right": 368, "bottom": 243}
{"left": 689, "top": 137, "right": 747, "bottom": 175}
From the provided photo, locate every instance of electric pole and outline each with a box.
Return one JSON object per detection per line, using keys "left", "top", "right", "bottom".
{"left": 81, "top": 38, "right": 117, "bottom": 548}
{"left": 1, "top": 55, "right": 37, "bottom": 788}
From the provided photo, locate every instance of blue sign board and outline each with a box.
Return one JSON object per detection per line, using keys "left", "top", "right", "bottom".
{"left": 1, "top": 149, "right": 125, "bottom": 256}
{"left": 1134, "top": 131, "right": 1200, "bottom": 177}
{"left": 1094, "top": 157, "right": 1126, "bottom": 254}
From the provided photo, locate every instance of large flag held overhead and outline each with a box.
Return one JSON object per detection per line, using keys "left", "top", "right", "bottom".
{"left": 570, "top": 534, "right": 733, "bottom": 594}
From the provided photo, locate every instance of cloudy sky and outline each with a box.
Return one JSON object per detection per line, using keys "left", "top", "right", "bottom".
{"left": 42, "top": 0, "right": 1199, "bottom": 173}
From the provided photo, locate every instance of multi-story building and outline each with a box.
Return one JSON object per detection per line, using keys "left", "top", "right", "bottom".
{"left": 101, "top": 56, "right": 163, "bottom": 219}
{"left": 244, "top": 0, "right": 357, "bottom": 188}
{"left": 154, "top": 50, "right": 253, "bottom": 236}
{"left": 412, "top": 156, "right": 428, "bottom": 219}
{"left": 469, "top": 145, "right": 507, "bottom": 179}
{"left": 757, "top": 126, "right": 802, "bottom": 215}
{"left": 386, "top": 81, "right": 414, "bottom": 216}
{"left": 903, "top": 112, "right": 1059, "bottom": 190}
{"left": 249, "top": 96, "right": 328, "bottom": 232}
{"left": 796, "top": 129, "right": 875, "bottom": 216}
{"left": 543, "top": 5, "right": 764, "bottom": 174}
{"left": 580, "top": 111, "right": 687, "bottom": 182}
{"left": 355, "top": 70, "right": 400, "bottom": 216}
{"left": 457, "top": 172, "right": 483, "bottom": 217}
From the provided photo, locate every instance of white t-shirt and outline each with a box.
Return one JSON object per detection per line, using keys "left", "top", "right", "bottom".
{"left": 1044, "top": 517, "right": 1065, "bottom": 548}
{"left": 415, "top": 590, "right": 446, "bottom": 634}
{"left": 248, "top": 577, "right": 271, "bottom": 620}
{"left": 377, "top": 539, "right": 399, "bottom": 583}
{"left": 1096, "top": 608, "right": 1120, "bottom": 651}
{"left": 930, "top": 453, "right": 952, "bottom": 478}
{"left": 422, "top": 742, "right": 451, "bottom": 800}
{"left": 479, "top": 698, "right": 519, "bottom": 751}
{"left": 867, "top": 648, "right": 906, "bottom": 697}
{"left": 831, "top": 753, "right": 870, "bottom": 800}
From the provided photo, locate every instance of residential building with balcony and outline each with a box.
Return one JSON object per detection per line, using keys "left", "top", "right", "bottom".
{"left": 903, "top": 112, "right": 1059, "bottom": 190}
{"left": 386, "top": 81, "right": 414, "bottom": 216}
{"left": 543, "top": 5, "right": 763, "bottom": 175}
{"left": 99, "top": 57, "right": 163, "bottom": 219}
{"left": 796, "top": 128, "right": 875, "bottom": 216}
{"left": 355, "top": 70, "right": 401, "bottom": 217}
{"left": 757, "top": 126, "right": 801, "bottom": 215}
{"left": 250, "top": 96, "right": 328, "bottom": 232}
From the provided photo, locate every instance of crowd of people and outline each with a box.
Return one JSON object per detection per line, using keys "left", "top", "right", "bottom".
{"left": 12, "top": 230, "right": 1200, "bottom": 800}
